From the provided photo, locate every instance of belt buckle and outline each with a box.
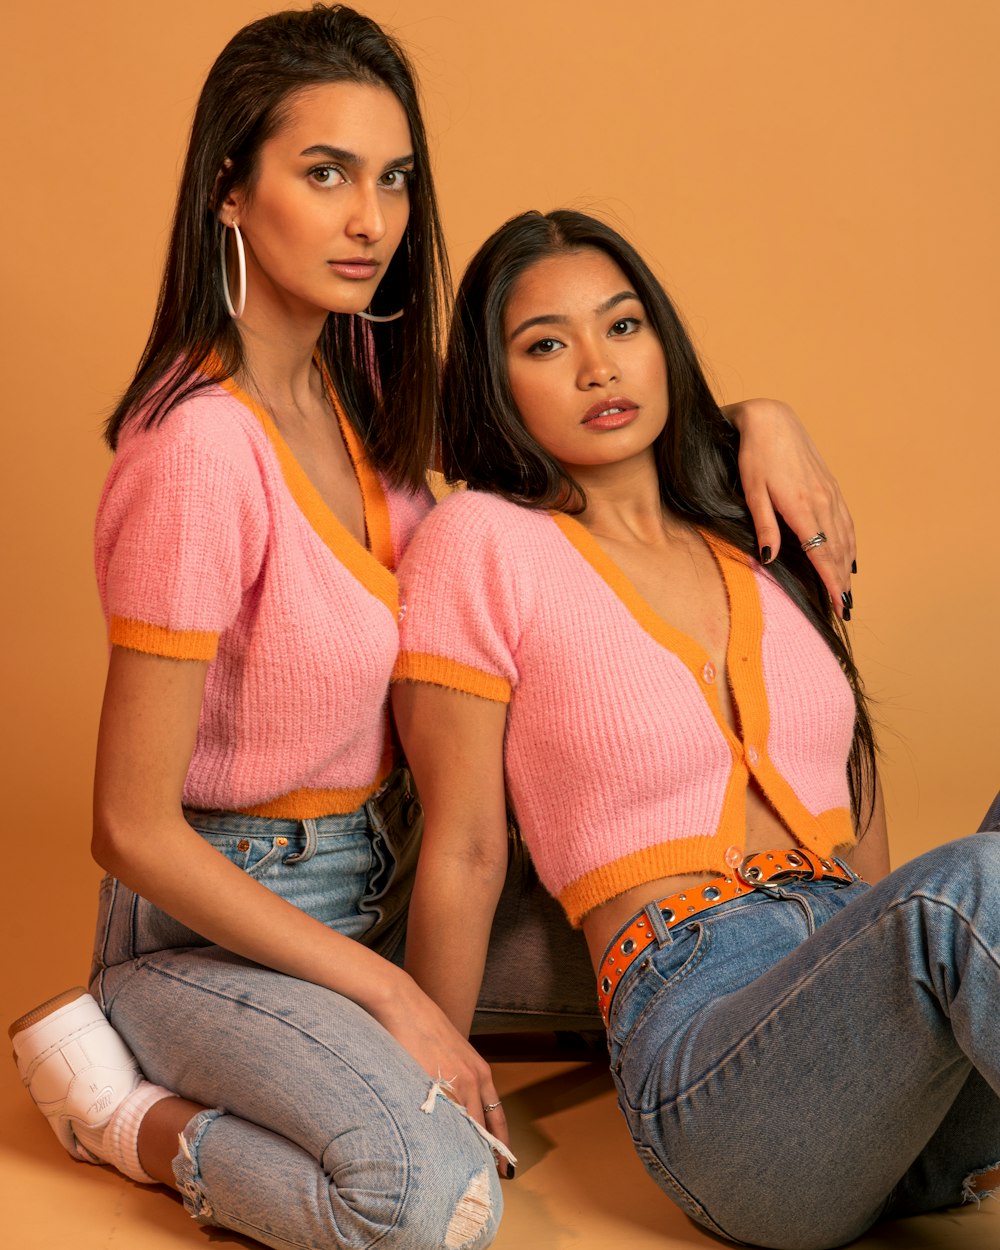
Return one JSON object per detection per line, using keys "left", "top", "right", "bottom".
{"left": 739, "top": 848, "right": 814, "bottom": 887}
{"left": 740, "top": 848, "right": 841, "bottom": 887}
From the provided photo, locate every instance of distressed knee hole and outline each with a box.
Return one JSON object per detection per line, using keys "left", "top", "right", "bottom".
{"left": 962, "top": 1160, "right": 1000, "bottom": 1206}
{"left": 444, "top": 1166, "right": 493, "bottom": 1249}
{"left": 963, "top": 1161, "right": 1000, "bottom": 1202}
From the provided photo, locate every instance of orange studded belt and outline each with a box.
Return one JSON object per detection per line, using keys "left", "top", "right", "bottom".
{"left": 596, "top": 847, "right": 854, "bottom": 1026}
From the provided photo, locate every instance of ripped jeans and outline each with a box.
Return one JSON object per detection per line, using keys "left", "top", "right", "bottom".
{"left": 89, "top": 771, "right": 501, "bottom": 1250}
{"left": 607, "top": 833, "right": 1000, "bottom": 1250}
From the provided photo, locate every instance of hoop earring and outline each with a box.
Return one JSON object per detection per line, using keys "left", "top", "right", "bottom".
{"left": 356, "top": 306, "right": 404, "bottom": 323}
{"left": 220, "top": 222, "right": 246, "bottom": 320}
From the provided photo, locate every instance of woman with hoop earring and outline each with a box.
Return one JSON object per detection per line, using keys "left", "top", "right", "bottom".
{"left": 9, "top": 8, "right": 856, "bottom": 1248}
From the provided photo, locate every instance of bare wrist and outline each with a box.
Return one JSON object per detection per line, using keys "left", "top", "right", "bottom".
{"left": 721, "top": 397, "right": 787, "bottom": 434}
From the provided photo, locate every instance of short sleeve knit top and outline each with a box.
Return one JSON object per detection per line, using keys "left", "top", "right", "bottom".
{"left": 394, "top": 491, "right": 855, "bottom": 925}
{"left": 96, "top": 374, "right": 431, "bottom": 818}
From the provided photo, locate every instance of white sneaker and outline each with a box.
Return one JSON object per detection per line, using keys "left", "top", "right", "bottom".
{"left": 9, "top": 988, "right": 141, "bottom": 1161}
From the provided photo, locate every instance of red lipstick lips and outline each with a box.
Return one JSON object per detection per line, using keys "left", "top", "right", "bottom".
{"left": 581, "top": 397, "right": 638, "bottom": 429}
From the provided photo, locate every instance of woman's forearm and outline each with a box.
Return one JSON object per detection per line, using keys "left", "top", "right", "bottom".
{"left": 93, "top": 645, "right": 412, "bottom": 1014}
{"left": 405, "top": 844, "right": 507, "bottom": 1037}
{"left": 94, "top": 802, "right": 414, "bottom": 1012}
{"left": 392, "top": 682, "right": 512, "bottom": 1037}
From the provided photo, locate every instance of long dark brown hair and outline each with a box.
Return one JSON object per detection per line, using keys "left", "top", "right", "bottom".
{"left": 106, "top": 4, "right": 449, "bottom": 490}
{"left": 442, "top": 209, "right": 877, "bottom": 829}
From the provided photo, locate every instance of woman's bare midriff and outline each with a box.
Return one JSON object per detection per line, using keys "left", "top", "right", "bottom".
{"left": 582, "top": 784, "right": 800, "bottom": 967}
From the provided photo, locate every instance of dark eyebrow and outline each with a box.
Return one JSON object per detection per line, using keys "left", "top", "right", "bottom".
{"left": 508, "top": 290, "right": 641, "bottom": 342}
{"left": 507, "top": 312, "right": 567, "bottom": 341}
{"left": 299, "top": 144, "right": 415, "bottom": 171}
{"left": 597, "top": 290, "right": 640, "bottom": 315}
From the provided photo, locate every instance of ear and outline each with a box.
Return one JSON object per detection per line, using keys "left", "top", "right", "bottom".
{"left": 212, "top": 158, "right": 243, "bottom": 225}
{"left": 218, "top": 188, "right": 243, "bottom": 228}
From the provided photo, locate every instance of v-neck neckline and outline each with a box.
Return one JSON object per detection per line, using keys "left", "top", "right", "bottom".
{"left": 213, "top": 363, "right": 398, "bottom": 612}
{"left": 550, "top": 513, "right": 767, "bottom": 751}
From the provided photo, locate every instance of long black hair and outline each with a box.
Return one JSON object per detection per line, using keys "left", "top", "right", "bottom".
{"left": 442, "top": 209, "right": 877, "bottom": 829}
{"left": 106, "top": 4, "right": 450, "bottom": 491}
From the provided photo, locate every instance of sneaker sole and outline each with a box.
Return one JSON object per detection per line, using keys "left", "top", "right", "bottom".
{"left": 9, "top": 987, "right": 89, "bottom": 1040}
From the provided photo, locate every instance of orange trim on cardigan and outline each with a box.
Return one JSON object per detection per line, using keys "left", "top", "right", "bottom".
{"left": 393, "top": 652, "right": 512, "bottom": 704}
{"left": 214, "top": 370, "right": 398, "bottom": 616}
{"left": 558, "top": 807, "right": 851, "bottom": 928}
{"left": 238, "top": 775, "right": 387, "bottom": 819}
{"left": 750, "top": 761, "right": 856, "bottom": 857}
{"left": 109, "top": 616, "right": 219, "bottom": 662}
{"left": 552, "top": 518, "right": 755, "bottom": 758}
{"left": 558, "top": 831, "right": 742, "bottom": 927}
{"left": 237, "top": 735, "right": 396, "bottom": 819}
{"left": 318, "top": 361, "right": 396, "bottom": 572}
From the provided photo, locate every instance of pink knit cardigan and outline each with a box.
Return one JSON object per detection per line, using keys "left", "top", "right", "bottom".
{"left": 97, "top": 375, "right": 430, "bottom": 818}
{"left": 395, "top": 491, "right": 855, "bottom": 925}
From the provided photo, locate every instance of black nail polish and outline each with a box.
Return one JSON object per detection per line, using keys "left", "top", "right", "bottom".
{"left": 503, "top": 1164, "right": 517, "bottom": 1181}
{"left": 841, "top": 590, "right": 853, "bottom": 610}
{"left": 851, "top": 560, "right": 858, "bottom": 575}
{"left": 842, "top": 607, "right": 852, "bottom": 622}
{"left": 760, "top": 545, "right": 772, "bottom": 564}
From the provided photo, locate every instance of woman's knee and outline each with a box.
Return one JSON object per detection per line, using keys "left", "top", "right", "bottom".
{"left": 927, "top": 829, "right": 1000, "bottom": 872}
{"left": 438, "top": 1161, "right": 503, "bottom": 1250}
{"left": 886, "top": 831, "right": 1000, "bottom": 919}
{"left": 175, "top": 1106, "right": 502, "bottom": 1250}
{"left": 336, "top": 1152, "right": 502, "bottom": 1250}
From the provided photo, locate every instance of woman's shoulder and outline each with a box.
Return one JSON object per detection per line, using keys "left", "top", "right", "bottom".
{"left": 112, "top": 381, "right": 268, "bottom": 484}
{"left": 418, "top": 488, "right": 547, "bottom": 540}
{"left": 399, "top": 491, "right": 552, "bottom": 612}
{"left": 102, "top": 382, "right": 270, "bottom": 524}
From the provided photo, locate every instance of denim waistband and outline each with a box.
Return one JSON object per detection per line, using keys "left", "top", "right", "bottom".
{"left": 601, "top": 868, "right": 861, "bottom": 1031}
{"left": 183, "top": 807, "right": 370, "bottom": 838}
{"left": 182, "top": 765, "right": 412, "bottom": 840}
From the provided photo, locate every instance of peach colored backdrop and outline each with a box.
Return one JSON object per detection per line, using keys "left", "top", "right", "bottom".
{"left": 2, "top": 0, "right": 997, "bottom": 1030}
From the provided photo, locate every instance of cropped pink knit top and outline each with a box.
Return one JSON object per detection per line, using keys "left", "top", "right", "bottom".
{"left": 394, "top": 491, "right": 856, "bottom": 925}
{"left": 96, "top": 374, "right": 431, "bottom": 819}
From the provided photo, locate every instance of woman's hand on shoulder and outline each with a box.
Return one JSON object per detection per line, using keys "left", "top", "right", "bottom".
{"left": 723, "top": 398, "right": 856, "bottom": 615}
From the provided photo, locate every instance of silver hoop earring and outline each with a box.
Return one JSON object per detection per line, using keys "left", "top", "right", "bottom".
{"left": 356, "top": 306, "right": 404, "bottom": 323}
{"left": 220, "top": 222, "right": 246, "bottom": 320}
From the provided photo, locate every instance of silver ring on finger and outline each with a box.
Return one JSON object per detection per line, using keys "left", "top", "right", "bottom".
{"left": 483, "top": 1100, "right": 502, "bottom": 1113}
{"left": 801, "top": 531, "right": 828, "bottom": 552}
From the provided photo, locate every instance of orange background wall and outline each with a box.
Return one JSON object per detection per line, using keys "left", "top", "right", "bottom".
{"left": 2, "top": 0, "right": 998, "bottom": 1019}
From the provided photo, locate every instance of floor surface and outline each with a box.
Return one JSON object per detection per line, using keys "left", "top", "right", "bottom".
{"left": 3, "top": 1055, "right": 998, "bottom": 1249}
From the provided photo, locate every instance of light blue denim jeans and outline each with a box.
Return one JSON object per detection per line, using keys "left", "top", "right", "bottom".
{"left": 89, "top": 772, "right": 501, "bottom": 1250}
{"left": 607, "top": 833, "right": 1000, "bottom": 1250}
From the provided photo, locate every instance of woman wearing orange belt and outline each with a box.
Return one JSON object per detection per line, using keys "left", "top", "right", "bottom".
{"left": 392, "top": 208, "right": 1000, "bottom": 1248}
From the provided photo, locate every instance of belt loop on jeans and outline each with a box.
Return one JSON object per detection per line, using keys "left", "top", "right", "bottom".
{"left": 596, "top": 847, "right": 853, "bottom": 1026}
{"left": 366, "top": 766, "right": 412, "bottom": 832}
{"left": 285, "top": 818, "right": 318, "bottom": 864}
{"left": 642, "top": 899, "right": 675, "bottom": 945}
